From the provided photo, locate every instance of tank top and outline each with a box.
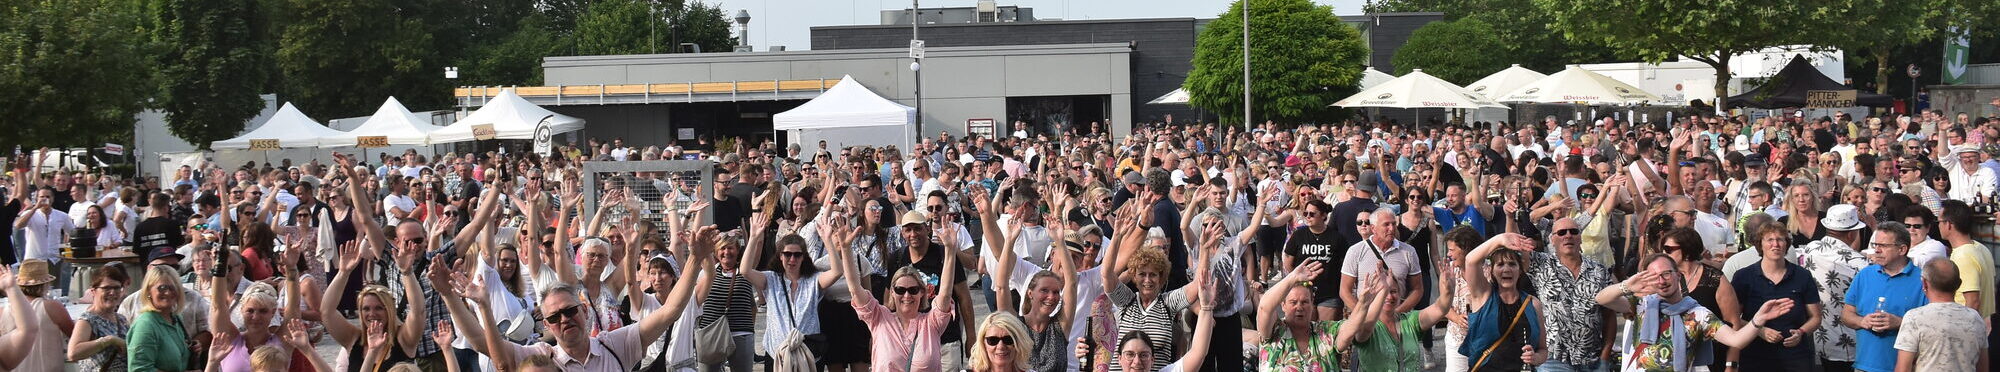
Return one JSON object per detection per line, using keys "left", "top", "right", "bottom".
{"left": 698, "top": 270, "right": 757, "bottom": 333}
{"left": 216, "top": 333, "right": 283, "bottom": 372}
{"left": 4, "top": 297, "right": 69, "bottom": 372}
{"left": 332, "top": 210, "right": 362, "bottom": 318}
{"left": 345, "top": 332, "right": 414, "bottom": 372}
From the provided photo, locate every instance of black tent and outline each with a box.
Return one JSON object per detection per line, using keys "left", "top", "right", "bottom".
{"left": 1727, "top": 56, "right": 1893, "bottom": 109}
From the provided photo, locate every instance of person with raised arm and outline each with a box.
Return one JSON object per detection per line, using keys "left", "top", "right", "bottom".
{"left": 1457, "top": 231, "right": 1547, "bottom": 371}
{"left": 1599, "top": 253, "right": 1799, "bottom": 372}
{"left": 1334, "top": 259, "right": 1464, "bottom": 371}
{"left": 836, "top": 206, "right": 960, "bottom": 372}
{"left": 1073, "top": 273, "right": 1220, "bottom": 372}
{"left": 436, "top": 224, "right": 712, "bottom": 372}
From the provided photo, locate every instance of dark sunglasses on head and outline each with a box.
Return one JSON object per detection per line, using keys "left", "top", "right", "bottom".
{"left": 891, "top": 285, "right": 924, "bottom": 295}
{"left": 540, "top": 304, "right": 583, "bottom": 323}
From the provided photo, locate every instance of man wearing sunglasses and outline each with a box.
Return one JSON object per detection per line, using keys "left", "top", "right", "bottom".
{"left": 1522, "top": 217, "right": 1616, "bottom": 372}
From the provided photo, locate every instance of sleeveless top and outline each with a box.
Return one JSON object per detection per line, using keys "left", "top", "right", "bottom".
{"left": 345, "top": 332, "right": 414, "bottom": 372}
{"left": 1460, "top": 286, "right": 1543, "bottom": 372}
{"left": 5, "top": 297, "right": 68, "bottom": 372}
{"left": 216, "top": 333, "right": 284, "bottom": 372}
{"left": 1025, "top": 320, "right": 1069, "bottom": 372}
{"left": 698, "top": 270, "right": 757, "bottom": 333}
{"left": 331, "top": 210, "right": 362, "bottom": 317}
{"left": 78, "top": 311, "right": 131, "bottom": 372}
{"left": 1686, "top": 263, "right": 1728, "bottom": 371}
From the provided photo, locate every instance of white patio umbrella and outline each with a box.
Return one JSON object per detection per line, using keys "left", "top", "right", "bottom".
{"left": 1333, "top": 69, "right": 1506, "bottom": 109}
{"left": 1496, "top": 65, "right": 1662, "bottom": 105}
{"left": 1146, "top": 88, "right": 1191, "bottom": 105}
{"left": 1466, "top": 64, "right": 1547, "bottom": 100}
{"left": 1360, "top": 67, "right": 1396, "bottom": 90}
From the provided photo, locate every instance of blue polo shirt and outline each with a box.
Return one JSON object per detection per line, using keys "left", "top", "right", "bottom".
{"left": 1730, "top": 262, "right": 1823, "bottom": 367}
{"left": 1845, "top": 262, "right": 1927, "bottom": 372}
{"left": 1432, "top": 205, "right": 1487, "bottom": 237}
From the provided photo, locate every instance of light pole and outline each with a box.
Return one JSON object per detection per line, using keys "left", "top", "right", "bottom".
{"left": 1240, "top": 0, "right": 1251, "bottom": 130}
{"left": 911, "top": 0, "right": 923, "bottom": 144}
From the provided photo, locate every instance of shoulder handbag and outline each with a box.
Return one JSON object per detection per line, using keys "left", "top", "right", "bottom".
{"left": 768, "top": 276, "right": 818, "bottom": 372}
{"left": 695, "top": 274, "right": 739, "bottom": 365}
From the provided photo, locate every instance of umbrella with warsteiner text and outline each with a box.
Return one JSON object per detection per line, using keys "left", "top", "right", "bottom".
{"left": 1496, "top": 64, "right": 1661, "bottom": 105}
{"left": 1333, "top": 69, "right": 1507, "bottom": 109}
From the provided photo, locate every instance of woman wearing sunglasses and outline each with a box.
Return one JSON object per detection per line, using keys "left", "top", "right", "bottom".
{"left": 829, "top": 210, "right": 959, "bottom": 372}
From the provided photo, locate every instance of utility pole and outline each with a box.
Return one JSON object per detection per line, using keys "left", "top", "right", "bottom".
{"left": 1241, "top": 0, "right": 1251, "bottom": 130}
{"left": 912, "top": 0, "right": 924, "bottom": 144}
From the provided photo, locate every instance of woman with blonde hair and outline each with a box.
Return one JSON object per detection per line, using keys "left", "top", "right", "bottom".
{"left": 830, "top": 215, "right": 960, "bottom": 372}
{"left": 321, "top": 239, "right": 425, "bottom": 372}
{"left": 969, "top": 312, "right": 1034, "bottom": 372}
{"left": 129, "top": 264, "right": 191, "bottom": 371}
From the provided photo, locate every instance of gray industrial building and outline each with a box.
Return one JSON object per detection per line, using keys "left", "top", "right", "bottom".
{"left": 472, "top": 5, "right": 1441, "bottom": 148}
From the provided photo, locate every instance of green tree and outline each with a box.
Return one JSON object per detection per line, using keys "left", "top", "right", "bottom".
{"left": 156, "top": 0, "right": 273, "bottom": 150}
{"left": 1187, "top": 0, "right": 1369, "bottom": 124}
{"left": 575, "top": 0, "right": 663, "bottom": 55}
{"left": 1365, "top": 0, "right": 1619, "bottom": 73}
{"left": 276, "top": 0, "right": 445, "bottom": 119}
{"left": 458, "top": 16, "right": 565, "bottom": 86}
{"left": 0, "top": 0, "right": 155, "bottom": 149}
{"left": 573, "top": 0, "right": 736, "bottom": 56}
{"left": 1389, "top": 18, "right": 1508, "bottom": 85}
{"left": 670, "top": 0, "right": 737, "bottom": 53}
{"left": 1534, "top": 0, "right": 1832, "bottom": 111}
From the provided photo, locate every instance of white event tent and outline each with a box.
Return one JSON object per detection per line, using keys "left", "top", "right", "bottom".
{"left": 324, "top": 97, "right": 444, "bottom": 146}
{"left": 429, "top": 89, "right": 585, "bottom": 143}
{"left": 212, "top": 103, "right": 348, "bottom": 149}
{"left": 773, "top": 75, "right": 914, "bottom": 150}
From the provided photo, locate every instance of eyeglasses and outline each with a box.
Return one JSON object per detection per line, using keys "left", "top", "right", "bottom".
{"left": 541, "top": 304, "right": 583, "bottom": 324}
{"left": 1357, "top": 220, "right": 1371, "bottom": 228}
{"left": 780, "top": 251, "right": 808, "bottom": 259}
{"left": 1302, "top": 211, "right": 1322, "bottom": 218}
{"left": 891, "top": 285, "right": 924, "bottom": 295}
{"left": 93, "top": 285, "right": 124, "bottom": 292}
{"left": 1553, "top": 228, "right": 1581, "bottom": 236}
{"left": 1661, "top": 244, "right": 1683, "bottom": 251}
{"left": 1905, "top": 223, "right": 1927, "bottom": 230}
{"left": 1871, "top": 187, "right": 1889, "bottom": 193}
{"left": 1577, "top": 193, "right": 1599, "bottom": 199}
{"left": 984, "top": 335, "right": 1016, "bottom": 346}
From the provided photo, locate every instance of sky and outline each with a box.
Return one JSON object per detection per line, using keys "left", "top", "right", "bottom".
{"left": 711, "top": 0, "right": 1370, "bottom": 51}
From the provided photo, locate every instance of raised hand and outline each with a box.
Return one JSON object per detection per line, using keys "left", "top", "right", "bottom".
{"left": 1286, "top": 261, "right": 1324, "bottom": 284}
{"left": 689, "top": 226, "right": 720, "bottom": 259}
{"left": 429, "top": 320, "right": 455, "bottom": 349}
{"left": 365, "top": 320, "right": 389, "bottom": 352}
{"left": 339, "top": 240, "right": 365, "bottom": 271}
{"left": 209, "top": 333, "right": 237, "bottom": 364}
{"left": 282, "top": 319, "right": 312, "bottom": 350}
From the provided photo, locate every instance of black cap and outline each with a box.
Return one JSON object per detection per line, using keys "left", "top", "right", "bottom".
{"left": 147, "top": 247, "right": 185, "bottom": 264}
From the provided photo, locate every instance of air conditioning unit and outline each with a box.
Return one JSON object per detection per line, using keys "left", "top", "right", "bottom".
{"left": 976, "top": 0, "right": 998, "bottom": 22}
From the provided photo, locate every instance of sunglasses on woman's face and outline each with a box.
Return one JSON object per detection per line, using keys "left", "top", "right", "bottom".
{"left": 984, "top": 335, "right": 1016, "bottom": 346}
{"left": 780, "top": 251, "right": 807, "bottom": 259}
{"left": 891, "top": 285, "right": 924, "bottom": 295}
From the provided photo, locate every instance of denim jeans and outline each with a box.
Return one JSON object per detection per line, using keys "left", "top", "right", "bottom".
{"left": 1537, "top": 359, "right": 1607, "bottom": 372}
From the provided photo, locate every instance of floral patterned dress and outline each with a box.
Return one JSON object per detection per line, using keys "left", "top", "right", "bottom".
{"left": 1256, "top": 320, "right": 1343, "bottom": 371}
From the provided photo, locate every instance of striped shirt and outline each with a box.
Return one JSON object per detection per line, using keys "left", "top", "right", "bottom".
{"left": 1107, "top": 282, "right": 1191, "bottom": 372}
{"left": 699, "top": 269, "right": 758, "bottom": 333}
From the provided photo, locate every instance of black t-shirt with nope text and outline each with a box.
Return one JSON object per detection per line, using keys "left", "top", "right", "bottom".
{"left": 1283, "top": 226, "right": 1346, "bottom": 303}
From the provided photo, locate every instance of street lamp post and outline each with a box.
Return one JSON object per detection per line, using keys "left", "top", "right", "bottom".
{"left": 1241, "top": 0, "right": 1251, "bottom": 130}
{"left": 911, "top": 0, "right": 923, "bottom": 144}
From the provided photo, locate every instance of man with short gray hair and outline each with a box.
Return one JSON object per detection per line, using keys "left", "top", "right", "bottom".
{"left": 1338, "top": 208, "right": 1423, "bottom": 313}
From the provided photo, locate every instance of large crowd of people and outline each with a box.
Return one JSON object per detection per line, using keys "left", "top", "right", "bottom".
{"left": 1, "top": 104, "right": 1999, "bottom": 372}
